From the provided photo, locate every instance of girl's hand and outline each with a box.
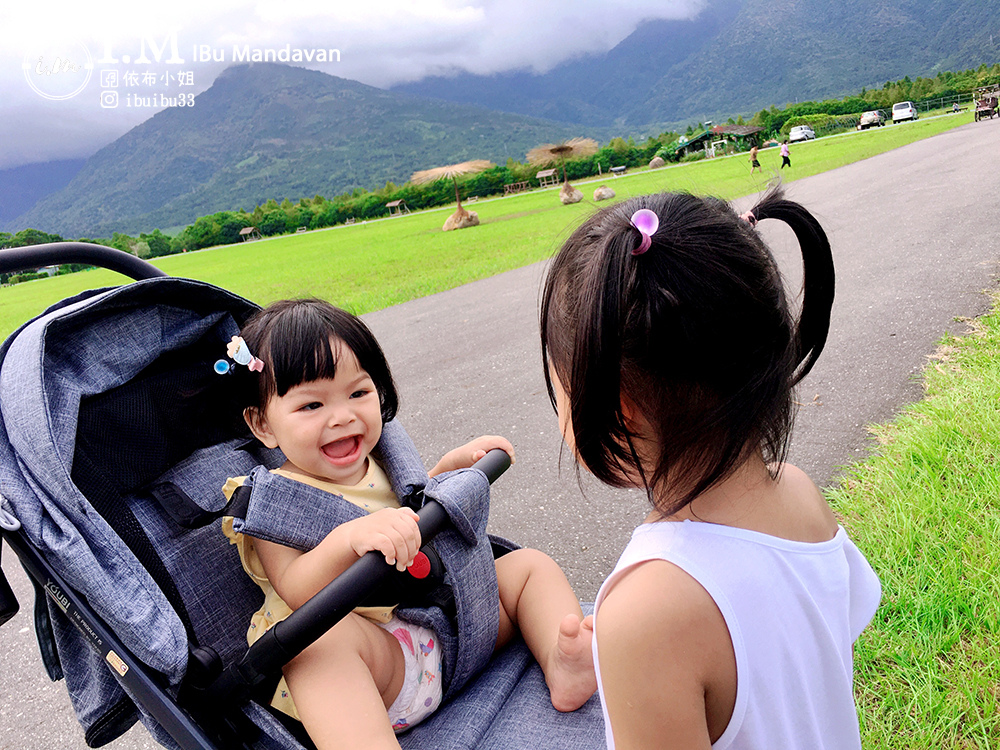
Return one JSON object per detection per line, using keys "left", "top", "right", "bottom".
{"left": 429, "top": 435, "right": 515, "bottom": 476}
{"left": 344, "top": 507, "right": 421, "bottom": 571}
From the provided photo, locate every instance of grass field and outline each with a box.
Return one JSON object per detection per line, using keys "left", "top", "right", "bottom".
{"left": 830, "top": 295, "right": 1000, "bottom": 748}
{"left": 0, "top": 110, "right": 995, "bottom": 746}
{"left": 0, "top": 112, "right": 974, "bottom": 339}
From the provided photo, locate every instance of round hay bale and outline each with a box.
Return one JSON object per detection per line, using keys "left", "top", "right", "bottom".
{"left": 560, "top": 183, "right": 584, "bottom": 205}
{"left": 443, "top": 209, "right": 480, "bottom": 231}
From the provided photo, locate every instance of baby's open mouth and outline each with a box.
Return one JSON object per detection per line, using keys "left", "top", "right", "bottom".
{"left": 322, "top": 435, "right": 361, "bottom": 462}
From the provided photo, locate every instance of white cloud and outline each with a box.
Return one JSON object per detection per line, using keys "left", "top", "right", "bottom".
{"left": 0, "top": 0, "right": 704, "bottom": 169}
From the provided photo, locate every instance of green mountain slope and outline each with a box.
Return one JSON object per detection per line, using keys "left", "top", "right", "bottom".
{"left": 12, "top": 64, "right": 580, "bottom": 237}
{"left": 394, "top": 0, "right": 1000, "bottom": 127}
{"left": 631, "top": 0, "right": 1000, "bottom": 124}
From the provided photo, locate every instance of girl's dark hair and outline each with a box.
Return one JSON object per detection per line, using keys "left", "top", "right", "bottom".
{"left": 540, "top": 189, "right": 834, "bottom": 515}
{"left": 237, "top": 298, "right": 398, "bottom": 423}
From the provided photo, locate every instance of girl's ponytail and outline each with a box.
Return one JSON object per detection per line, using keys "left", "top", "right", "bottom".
{"left": 751, "top": 193, "right": 835, "bottom": 385}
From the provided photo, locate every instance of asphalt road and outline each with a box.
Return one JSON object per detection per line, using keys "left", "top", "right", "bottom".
{"left": 3, "top": 116, "right": 999, "bottom": 749}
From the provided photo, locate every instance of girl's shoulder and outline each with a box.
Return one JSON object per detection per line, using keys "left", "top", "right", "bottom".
{"left": 768, "top": 462, "right": 839, "bottom": 542}
{"left": 597, "top": 557, "right": 735, "bottom": 744}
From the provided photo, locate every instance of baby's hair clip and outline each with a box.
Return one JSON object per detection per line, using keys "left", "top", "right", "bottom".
{"left": 630, "top": 209, "right": 659, "bottom": 255}
{"left": 214, "top": 336, "right": 264, "bottom": 375}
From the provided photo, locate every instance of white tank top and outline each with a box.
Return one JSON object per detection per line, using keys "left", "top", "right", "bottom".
{"left": 593, "top": 520, "right": 881, "bottom": 749}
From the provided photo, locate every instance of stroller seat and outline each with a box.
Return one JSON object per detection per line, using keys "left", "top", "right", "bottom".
{"left": 0, "top": 259, "right": 604, "bottom": 750}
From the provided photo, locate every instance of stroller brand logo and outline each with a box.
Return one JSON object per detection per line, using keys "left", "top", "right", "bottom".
{"left": 22, "top": 39, "right": 94, "bottom": 101}
{"left": 44, "top": 581, "right": 71, "bottom": 613}
{"left": 105, "top": 650, "right": 129, "bottom": 676}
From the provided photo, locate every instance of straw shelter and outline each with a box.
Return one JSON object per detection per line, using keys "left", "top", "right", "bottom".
{"left": 411, "top": 159, "right": 493, "bottom": 230}
{"left": 526, "top": 138, "right": 599, "bottom": 185}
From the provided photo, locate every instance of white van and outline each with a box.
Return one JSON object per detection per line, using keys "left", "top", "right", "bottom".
{"left": 892, "top": 101, "right": 918, "bottom": 123}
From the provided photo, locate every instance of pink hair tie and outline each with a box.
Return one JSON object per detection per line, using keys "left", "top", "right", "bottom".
{"left": 739, "top": 210, "right": 757, "bottom": 228}
{"left": 630, "top": 209, "right": 659, "bottom": 255}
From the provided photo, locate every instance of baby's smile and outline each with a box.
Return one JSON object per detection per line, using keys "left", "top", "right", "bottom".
{"left": 322, "top": 435, "right": 363, "bottom": 464}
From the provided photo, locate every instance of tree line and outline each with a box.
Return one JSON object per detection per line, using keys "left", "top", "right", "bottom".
{"left": 3, "top": 63, "right": 998, "bottom": 283}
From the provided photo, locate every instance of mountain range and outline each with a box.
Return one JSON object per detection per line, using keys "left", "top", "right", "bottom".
{"left": 396, "top": 0, "right": 1000, "bottom": 127}
{"left": 7, "top": 0, "right": 1000, "bottom": 237}
{"left": 8, "top": 65, "right": 580, "bottom": 238}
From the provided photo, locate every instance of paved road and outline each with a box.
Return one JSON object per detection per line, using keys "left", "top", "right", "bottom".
{"left": 3, "top": 117, "right": 999, "bottom": 749}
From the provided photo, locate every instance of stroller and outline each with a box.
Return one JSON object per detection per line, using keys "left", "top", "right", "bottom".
{"left": 0, "top": 243, "right": 605, "bottom": 749}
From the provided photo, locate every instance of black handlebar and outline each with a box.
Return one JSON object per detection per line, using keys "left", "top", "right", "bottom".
{"left": 0, "top": 242, "right": 167, "bottom": 280}
{"left": 202, "top": 449, "right": 511, "bottom": 701}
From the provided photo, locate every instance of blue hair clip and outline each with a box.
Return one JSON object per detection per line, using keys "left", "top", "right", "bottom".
{"left": 215, "top": 336, "right": 264, "bottom": 375}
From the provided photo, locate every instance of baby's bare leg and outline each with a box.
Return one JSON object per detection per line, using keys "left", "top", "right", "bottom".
{"left": 282, "top": 612, "right": 406, "bottom": 750}
{"left": 495, "top": 548, "right": 597, "bottom": 712}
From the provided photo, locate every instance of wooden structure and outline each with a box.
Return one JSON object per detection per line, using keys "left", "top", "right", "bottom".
{"left": 239, "top": 227, "right": 261, "bottom": 242}
{"left": 536, "top": 169, "right": 559, "bottom": 188}
{"left": 503, "top": 181, "right": 529, "bottom": 196}
{"left": 386, "top": 199, "right": 410, "bottom": 217}
{"left": 610, "top": 165, "right": 627, "bottom": 177}
{"left": 711, "top": 125, "right": 765, "bottom": 151}
{"left": 345, "top": 218, "right": 356, "bottom": 225}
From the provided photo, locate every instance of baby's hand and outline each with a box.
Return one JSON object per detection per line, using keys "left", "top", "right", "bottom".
{"left": 430, "top": 435, "right": 515, "bottom": 476}
{"left": 344, "top": 507, "right": 421, "bottom": 571}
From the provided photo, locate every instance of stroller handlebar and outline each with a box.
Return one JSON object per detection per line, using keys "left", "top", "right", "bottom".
{"left": 202, "top": 449, "right": 511, "bottom": 702}
{"left": 0, "top": 242, "right": 167, "bottom": 280}
{"left": 468, "top": 446, "right": 512, "bottom": 485}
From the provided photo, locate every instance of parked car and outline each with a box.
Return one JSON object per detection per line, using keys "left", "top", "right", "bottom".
{"left": 858, "top": 110, "right": 886, "bottom": 129}
{"left": 891, "top": 101, "right": 918, "bottom": 123}
{"left": 788, "top": 125, "right": 816, "bottom": 142}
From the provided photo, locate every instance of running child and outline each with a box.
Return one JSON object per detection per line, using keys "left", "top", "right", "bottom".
{"left": 539, "top": 190, "right": 881, "bottom": 749}
{"left": 223, "top": 299, "right": 595, "bottom": 750}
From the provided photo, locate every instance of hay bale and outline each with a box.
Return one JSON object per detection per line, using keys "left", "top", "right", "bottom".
{"left": 649, "top": 156, "right": 666, "bottom": 169}
{"left": 594, "top": 185, "right": 616, "bottom": 201}
{"left": 560, "top": 183, "right": 584, "bottom": 205}
{"left": 443, "top": 208, "right": 480, "bottom": 231}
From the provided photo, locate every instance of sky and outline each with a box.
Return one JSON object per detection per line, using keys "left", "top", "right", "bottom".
{"left": 1, "top": 0, "right": 704, "bottom": 171}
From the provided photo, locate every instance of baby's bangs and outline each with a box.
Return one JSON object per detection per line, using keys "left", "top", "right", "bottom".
{"left": 268, "top": 313, "right": 342, "bottom": 398}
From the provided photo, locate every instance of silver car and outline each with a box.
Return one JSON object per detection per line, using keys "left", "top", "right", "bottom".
{"left": 789, "top": 125, "right": 816, "bottom": 142}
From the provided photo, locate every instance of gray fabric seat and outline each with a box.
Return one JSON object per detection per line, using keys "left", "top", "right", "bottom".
{"left": 0, "top": 277, "right": 604, "bottom": 749}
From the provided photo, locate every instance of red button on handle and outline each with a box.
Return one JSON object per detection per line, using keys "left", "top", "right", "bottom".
{"left": 408, "top": 551, "right": 431, "bottom": 579}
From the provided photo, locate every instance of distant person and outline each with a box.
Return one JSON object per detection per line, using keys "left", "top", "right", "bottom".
{"left": 953, "top": 102, "right": 960, "bottom": 113}
{"left": 749, "top": 144, "right": 761, "bottom": 175}
{"left": 539, "top": 190, "right": 881, "bottom": 749}
{"left": 780, "top": 140, "right": 791, "bottom": 169}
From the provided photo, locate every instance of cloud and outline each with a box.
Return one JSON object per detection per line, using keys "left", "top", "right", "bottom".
{"left": 0, "top": 0, "right": 704, "bottom": 169}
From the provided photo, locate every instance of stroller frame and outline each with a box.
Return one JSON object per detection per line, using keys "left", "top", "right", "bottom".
{"left": 0, "top": 243, "right": 604, "bottom": 750}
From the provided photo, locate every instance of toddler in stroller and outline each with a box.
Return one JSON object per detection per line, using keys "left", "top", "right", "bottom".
{"left": 222, "top": 298, "right": 596, "bottom": 748}
{"left": 0, "top": 244, "right": 606, "bottom": 750}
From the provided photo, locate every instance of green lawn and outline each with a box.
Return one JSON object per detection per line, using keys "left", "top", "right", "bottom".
{"left": 828, "top": 294, "right": 1000, "bottom": 748}
{"left": 0, "top": 111, "right": 995, "bottom": 746}
{"left": 0, "top": 112, "right": 973, "bottom": 340}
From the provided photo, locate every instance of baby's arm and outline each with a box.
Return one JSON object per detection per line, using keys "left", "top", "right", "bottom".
{"left": 253, "top": 507, "right": 421, "bottom": 610}
{"left": 429, "top": 434, "right": 515, "bottom": 477}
